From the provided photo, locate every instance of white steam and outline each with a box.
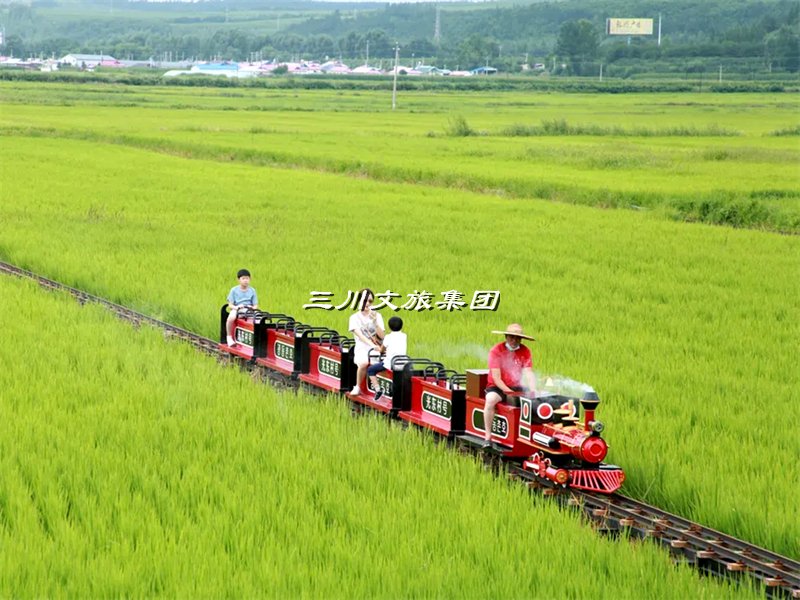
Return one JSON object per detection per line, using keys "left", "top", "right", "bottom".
{"left": 538, "top": 373, "right": 595, "bottom": 397}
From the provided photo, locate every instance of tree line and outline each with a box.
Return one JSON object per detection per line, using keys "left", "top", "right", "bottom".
{"left": 0, "top": 0, "right": 797, "bottom": 75}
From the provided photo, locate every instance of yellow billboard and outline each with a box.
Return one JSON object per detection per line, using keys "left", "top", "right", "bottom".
{"left": 606, "top": 18, "right": 654, "bottom": 35}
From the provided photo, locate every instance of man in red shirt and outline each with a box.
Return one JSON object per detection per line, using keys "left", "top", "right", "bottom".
{"left": 483, "top": 323, "right": 537, "bottom": 449}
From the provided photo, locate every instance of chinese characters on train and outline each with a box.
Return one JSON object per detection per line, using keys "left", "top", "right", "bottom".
{"left": 318, "top": 356, "right": 341, "bottom": 379}
{"left": 376, "top": 375, "right": 393, "bottom": 397}
{"left": 303, "top": 290, "right": 501, "bottom": 311}
{"left": 234, "top": 327, "right": 254, "bottom": 347}
{"left": 421, "top": 391, "right": 452, "bottom": 420}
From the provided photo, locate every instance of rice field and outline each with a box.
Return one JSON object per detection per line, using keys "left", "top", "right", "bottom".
{"left": 0, "top": 275, "right": 755, "bottom": 598}
{"left": 0, "top": 80, "right": 798, "bottom": 593}
{"left": 1, "top": 81, "right": 799, "bottom": 231}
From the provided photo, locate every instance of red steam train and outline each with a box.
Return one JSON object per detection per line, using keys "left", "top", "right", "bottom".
{"left": 219, "top": 306, "right": 625, "bottom": 494}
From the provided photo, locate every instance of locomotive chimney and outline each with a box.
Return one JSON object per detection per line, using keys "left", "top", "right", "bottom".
{"left": 580, "top": 389, "right": 601, "bottom": 433}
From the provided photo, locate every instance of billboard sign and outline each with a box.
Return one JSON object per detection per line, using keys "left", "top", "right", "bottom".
{"left": 606, "top": 18, "right": 654, "bottom": 35}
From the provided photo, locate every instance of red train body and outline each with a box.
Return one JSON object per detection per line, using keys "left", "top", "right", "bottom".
{"left": 218, "top": 305, "right": 624, "bottom": 494}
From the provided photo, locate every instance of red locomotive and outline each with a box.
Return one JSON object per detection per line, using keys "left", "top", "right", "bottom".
{"left": 219, "top": 306, "right": 624, "bottom": 494}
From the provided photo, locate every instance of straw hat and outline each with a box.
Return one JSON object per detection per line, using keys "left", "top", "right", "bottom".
{"left": 491, "top": 323, "right": 535, "bottom": 341}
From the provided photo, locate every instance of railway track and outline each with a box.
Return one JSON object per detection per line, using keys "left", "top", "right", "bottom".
{"left": 0, "top": 260, "right": 219, "bottom": 354}
{"left": 2, "top": 259, "right": 798, "bottom": 598}
{"left": 508, "top": 466, "right": 800, "bottom": 597}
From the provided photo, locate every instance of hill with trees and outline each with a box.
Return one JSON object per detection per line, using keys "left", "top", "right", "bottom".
{"left": 0, "top": 0, "right": 797, "bottom": 77}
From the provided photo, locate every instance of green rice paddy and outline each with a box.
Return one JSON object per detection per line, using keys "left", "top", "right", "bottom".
{"left": 0, "top": 275, "right": 758, "bottom": 597}
{"left": 0, "top": 80, "right": 797, "bottom": 595}
{"left": 1, "top": 81, "right": 798, "bottom": 231}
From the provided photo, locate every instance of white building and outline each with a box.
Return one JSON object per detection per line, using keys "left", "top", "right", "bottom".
{"left": 60, "top": 54, "right": 116, "bottom": 68}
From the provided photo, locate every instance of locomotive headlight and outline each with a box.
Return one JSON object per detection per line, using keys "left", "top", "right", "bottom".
{"left": 580, "top": 436, "right": 608, "bottom": 464}
{"left": 590, "top": 420, "right": 605, "bottom": 434}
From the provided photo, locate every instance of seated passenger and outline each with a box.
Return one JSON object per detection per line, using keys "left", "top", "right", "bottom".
{"left": 368, "top": 316, "right": 407, "bottom": 400}
{"left": 348, "top": 288, "right": 384, "bottom": 396}
{"left": 226, "top": 268, "right": 259, "bottom": 346}
{"left": 483, "top": 323, "right": 537, "bottom": 449}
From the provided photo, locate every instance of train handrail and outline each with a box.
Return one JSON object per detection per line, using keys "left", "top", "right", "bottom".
{"left": 451, "top": 374, "right": 467, "bottom": 390}
{"left": 236, "top": 307, "right": 260, "bottom": 320}
{"left": 423, "top": 364, "right": 447, "bottom": 379}
{"left": 319, "top": 331, "right": 342, "bottom": 348}
{"left": 275, "top": 317, "right": 297, "bottom": 332}
{"left": 401, "top": 359, "right": 444, "bottom": 378}
{"left": 390, "top": 355, "right": 412, "bottom": 370}
{"left": 436, "top": 370, "right": 466, "bottom": 390}
{"left": 261, "top": 312, "right": 291, "bottom": 323}
{"left": 297, "top": 326, "right": 332, "bottom": 339}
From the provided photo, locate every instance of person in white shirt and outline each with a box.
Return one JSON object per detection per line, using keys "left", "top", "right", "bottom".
{"left": 368, "top": 316, "right": 407, "bottom": 400}
{"left": 348, "top": 288, "right": 384, "bottom": 396}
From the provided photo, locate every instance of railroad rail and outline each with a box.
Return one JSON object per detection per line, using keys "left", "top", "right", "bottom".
{"left": 2, "top": 259, "right": 798, "bottom": 598}
{"left": 0, "top": 260, "right": 219, "bottom": 354}
{"left": 508, "top": 466, "right": 800, "bottom": 597}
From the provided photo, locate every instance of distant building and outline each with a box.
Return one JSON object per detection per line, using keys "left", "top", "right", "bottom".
{"left": 320, "top": 60, "right": 351, "bottom": 74}
{"left": 164, "top": 62, "right": 258, "bottom": 79}
{"left": 415, "top": 65, "right": 451, "bottom": 76}
{"left": 351, "top": 65, "right": 382, "bottom": 75}
{"left": 60, "top": 54, "right": 116, "bottom": 68}
{"left": 470, "top": 66, "right": 498, "bottom": 75}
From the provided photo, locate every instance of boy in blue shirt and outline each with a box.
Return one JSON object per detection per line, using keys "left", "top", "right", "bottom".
{"left": 226, "top": 268, "right": 259, "bottom": 346}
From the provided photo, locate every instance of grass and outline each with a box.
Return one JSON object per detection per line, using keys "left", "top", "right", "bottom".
{"left": 498, "top": 118, "right": 741, "bottom": 137}
{"left": 0, "top": 127, "right": 798, "bottom": 560}
{"left": 0, "top": 275, "right": 760, "bottom": 598}
{"left": 0, "top": 82, "right": 799, "bottom": 231}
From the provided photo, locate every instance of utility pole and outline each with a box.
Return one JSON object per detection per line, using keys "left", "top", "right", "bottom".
{"left": 657, "top": 13, "right": 662, "bottom": 46}
{"left": 434, "top": 6, "right": 441, "bottom": 46}
{"left": 392, "top": 43, "right": 399, "bottom": 111}
{"left": 366, "top": 39, "right": 369, "bottom": 65}
{"left": 599, "top": 62, "right": 603, "bottom": 81}
{"left": 719, "top": 64, "right": 722, "bottom": 83}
